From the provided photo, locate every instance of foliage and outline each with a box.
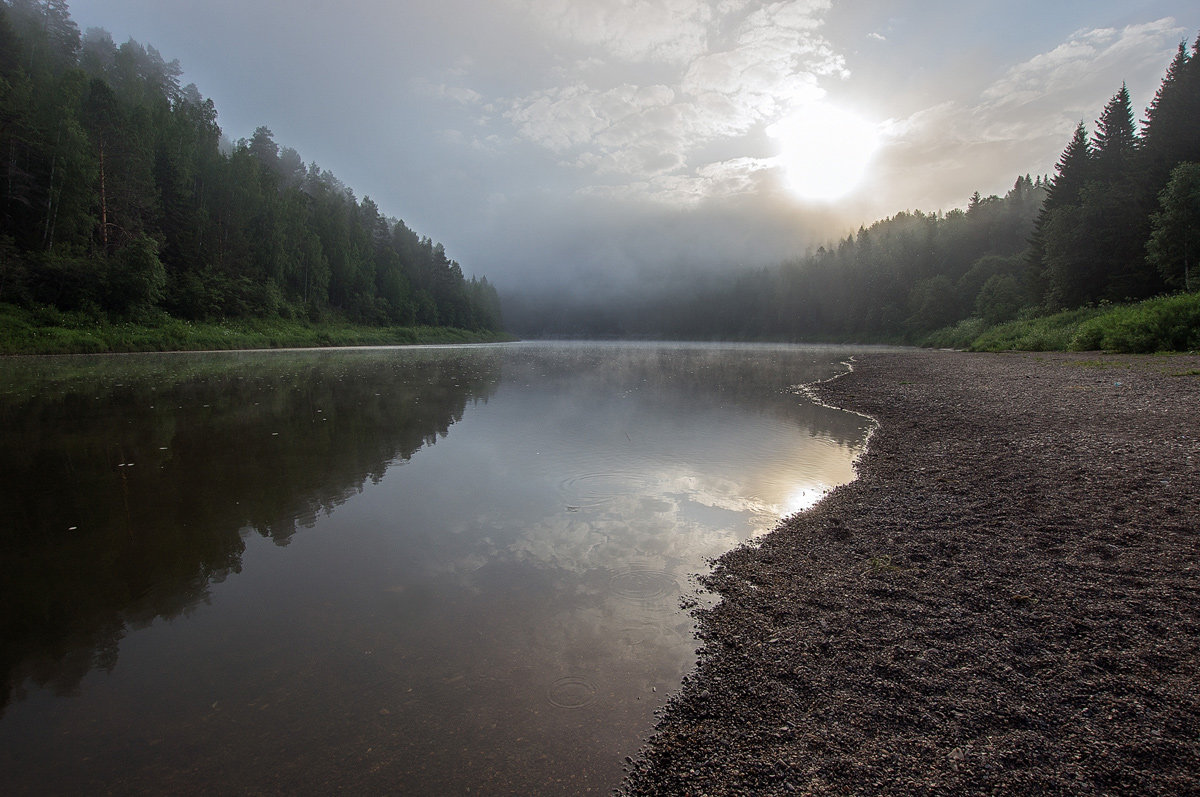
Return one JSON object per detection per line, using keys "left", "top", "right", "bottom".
{"left": 945, "top": 292, "right": 1200, "bottom": 354}
{"left": 1146, "top": 161, "right": 1200, "bottom": 290}
{"left": 1026, "top": 42, "right": 1200, "bottom": 309}
{"left": 974, "top": 273, "right": 1024, "bottom": 325}
{"left": 965, "top": 307, "right": 1106, "bottom": 352}
{"left": 0, "top": 301, "right": 512, "bottom": 354}
{"left": 0, "top": 1, "right": 503, "bottom": 338}
{"left": 1069, "top": 291, "right": 1200, "bottom": 352}
{"left": 921, "top": 317, "right": 988, "bottom": 350}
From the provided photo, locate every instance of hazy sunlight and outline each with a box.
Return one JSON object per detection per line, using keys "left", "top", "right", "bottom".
{"left": 769, "top": 105, "right": 881, "bottom": 202}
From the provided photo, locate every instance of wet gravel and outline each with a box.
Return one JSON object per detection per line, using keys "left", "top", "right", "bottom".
{"left": 620, "top": 350, "right": 1200, "bottom": 796}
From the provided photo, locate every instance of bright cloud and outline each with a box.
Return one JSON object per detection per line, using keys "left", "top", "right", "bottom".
{"left": 411, "top": 77, "right": 483, "bottom": 106}
{"left": 498, "top": 0, "right": 844, "bottom": 199}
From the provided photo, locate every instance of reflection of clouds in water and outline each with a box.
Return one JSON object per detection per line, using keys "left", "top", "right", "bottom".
{"left": 423, "top": 440, "right": 864, "bottom": 583}
{"left": 508, "top": 494, "right": 703, "bottom": 577}
{"left": 508, "top": 463, "right": 825, "bottom": 578}
{"left": 508, "top": 430, "right": 863, "bottom": 577}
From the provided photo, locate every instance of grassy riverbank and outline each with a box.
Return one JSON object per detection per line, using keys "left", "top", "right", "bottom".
{"left": 922, "top": 291, "right": 1200, "bottom": 353}
{"left": 0, "top": 303, "right": 513, "bottom": 355}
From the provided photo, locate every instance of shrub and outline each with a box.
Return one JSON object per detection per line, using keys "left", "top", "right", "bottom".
{"left": 1071, "top": 292, "right": 1200, "bottom": 352}
{"left": 104, "top": 236, "right": 166, "bottom": 316}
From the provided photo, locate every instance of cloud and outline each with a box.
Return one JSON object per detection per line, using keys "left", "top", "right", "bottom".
{"left": 412, "top": 77, "right": 484, "bottom": 106}
{"left": 983, "top": 18, "right": 1184, "bottom": 121}
{"left": 497, "top": 0, "right": 844, "bottom": 198}
{"left": 579, "top": 156, "right": 776, "bottom": 204}
{"left": 863, "top": 19, "right": 1187, "bottom": 213}
{"left": 510, "top": 0, "right": 715, "bottom": 64}
{"left": 505, "top": 83, "right": 678, "bottom": 155}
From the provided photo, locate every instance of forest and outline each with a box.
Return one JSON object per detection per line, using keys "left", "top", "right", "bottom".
{"left": 0, "top": 0, "right": 502, "bottom": 332}
{"left": 506, "top": 35, "right": 1200, "bottom": 346}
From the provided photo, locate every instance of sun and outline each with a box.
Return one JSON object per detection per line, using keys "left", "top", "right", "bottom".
{"left": 767, "top": 104, "right": 881, "bottom": 202}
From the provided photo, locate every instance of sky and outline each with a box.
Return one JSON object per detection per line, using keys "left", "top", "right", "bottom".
{"left": 63, "top": 0, "right": 1197, "bottom": 294}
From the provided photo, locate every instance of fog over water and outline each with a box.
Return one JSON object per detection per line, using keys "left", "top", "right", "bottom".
{"left": 63, "top": 1, "right": 1195, "bottom": 296}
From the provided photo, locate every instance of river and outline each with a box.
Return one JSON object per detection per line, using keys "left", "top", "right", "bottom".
{"left": 0, "top": 341, "right": 873, "bottom": 795}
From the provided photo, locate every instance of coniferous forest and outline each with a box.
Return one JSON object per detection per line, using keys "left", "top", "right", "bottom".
{"left": 0, "top": 0, "right": 502, "bottom": 334}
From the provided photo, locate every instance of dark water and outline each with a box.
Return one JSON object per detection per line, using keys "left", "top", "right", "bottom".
{"left": 0, "top": 341, "right": 871, "bottom": 795}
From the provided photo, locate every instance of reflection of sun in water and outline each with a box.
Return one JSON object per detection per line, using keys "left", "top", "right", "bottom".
{"left": 768, "top": 104, "right": 881, "bottom": 202}
{"left": 782, "top": 483, "right": 830, "bottom": 516}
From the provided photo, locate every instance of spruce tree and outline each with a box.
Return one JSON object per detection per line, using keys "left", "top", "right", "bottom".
{"left": 1141, "top": 42, "right": 1190, "bottom": 155}
{"left": 1026, "top": 123, "right": 1092, "bottom": 305}
{"left": 1087, "top": 85, "right": 1164, "bottom": 300}
{"left": 1046, "top": 122, "right": 1093, "bottom": 209}
{"left": 1092, "top": 84, "right": 1137, "bottom": 172}
{"left": 1141, "top": 37, "right": 1200, "bottom": 190}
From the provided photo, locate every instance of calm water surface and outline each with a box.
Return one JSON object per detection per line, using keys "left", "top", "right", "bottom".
{"left": 0, "top": 341, "right": 872, "bottom": 795}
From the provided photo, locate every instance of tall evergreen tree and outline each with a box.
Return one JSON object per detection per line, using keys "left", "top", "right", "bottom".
{"left": 1092, "top": 83, "right": 1137, "bottom": 170}
{"left": 1046, "top": 122, "right": 1094, "bottom": 209}
{"left": 1027, "top": 122, "right": 1092, "bottom": 305}
{"left": 1085, "top": 84, "right": 1160, "bottom": 300}
{"left": 1140, "top": 37, "right": 1200, "bottom": 192}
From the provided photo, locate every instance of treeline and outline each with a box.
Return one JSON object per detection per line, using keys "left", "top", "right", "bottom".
{"left": 0, "top": 0, "right": 502, "bottom": 330}
{"left": 506, "top": 175, "right": 1047, "bottom": 340}
{"left": 509, "top": 35, "right": 1200, "bottom": 343}
{"left": 657, "top": 176, "right": 1047, "bottom": 340}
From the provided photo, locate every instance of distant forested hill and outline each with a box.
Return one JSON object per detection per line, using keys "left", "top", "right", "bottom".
{"left": 0, "top": 0, "right": 502, "bottom": 331}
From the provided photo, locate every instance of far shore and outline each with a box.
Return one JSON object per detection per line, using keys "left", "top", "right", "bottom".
{"left": 621, "top": 350, "right": 1200, "bottom": 795}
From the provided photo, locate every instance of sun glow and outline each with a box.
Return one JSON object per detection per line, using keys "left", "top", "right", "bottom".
{"left": 768, "top": 104, "right": 881, "bottom": 202}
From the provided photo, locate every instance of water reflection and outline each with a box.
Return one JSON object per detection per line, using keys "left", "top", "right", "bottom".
{"left": 0, "top": 348, "right": 500, "bottom": 713}
{"left": 0, "top": 342, "right": 872, "bottom": 795}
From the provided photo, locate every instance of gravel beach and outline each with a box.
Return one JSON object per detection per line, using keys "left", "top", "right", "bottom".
{"left": 620, "top": 350, "right": 1200, "bottom": 796}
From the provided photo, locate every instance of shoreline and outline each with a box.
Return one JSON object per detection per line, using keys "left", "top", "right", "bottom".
{"left": 621, "top": 350, "right": 1200, "bottom": 795}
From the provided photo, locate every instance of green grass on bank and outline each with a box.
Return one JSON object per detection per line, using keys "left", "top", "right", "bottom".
{"left": 922, "top": 291, "right": 1200, "bottom": 353}
{"left": 0, "top": 303, "right": 514, "bottom": 355}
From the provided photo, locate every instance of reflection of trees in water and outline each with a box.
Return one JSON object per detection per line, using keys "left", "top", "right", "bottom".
{"left": 0, "top": 350, "right": 500, "bottom": 715}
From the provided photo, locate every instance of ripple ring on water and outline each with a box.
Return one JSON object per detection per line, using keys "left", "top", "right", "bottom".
{"left": 558, "top": 471, "right": 649, "bottom": 508}
{"left": 609, "top": 568, "right": 679, "bottom": 601}
{"left": 547, "top": 676, "right": 598, "bottom": 709}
